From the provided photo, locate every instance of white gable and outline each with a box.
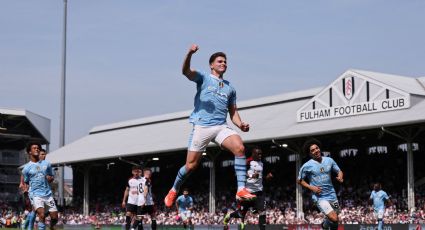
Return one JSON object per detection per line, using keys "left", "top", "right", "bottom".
{"left": 297, "top": 70, "right": 411, "bottom": 122}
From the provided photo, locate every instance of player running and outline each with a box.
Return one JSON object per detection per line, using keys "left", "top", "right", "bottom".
{"left": 176, "top": 188, "right": 194, "bottom": 229}
{"left": 370, "top": 183, "right": 391, "bottom": 230}
{"left": 133, "top": 168, "right": 157, "bottom": 230}
{"left": 22, "top": 142, "right": 58, "bottom": 230}
{"left": 122, "top": 165, "right": 143, "bottom": 230}
{"left": 297, "top": 139, "right": 343, "bottom": 230}
{"left": 223, "top": 146, "right": 273, "bottom": 230}
{"left": 19, "top": 148, "right": 49, "bottom": 230}
{"left": 164, "top": 44, "right": 255, "bottom": 208}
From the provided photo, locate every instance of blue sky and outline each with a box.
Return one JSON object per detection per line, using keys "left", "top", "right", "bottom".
{"left": 1, "top": 0, "right": 424, "bottom": 151}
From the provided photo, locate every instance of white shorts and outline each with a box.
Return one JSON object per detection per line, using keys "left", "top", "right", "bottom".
{"left": 179, "top": 210, "right": 192, "bottom": 221}
{"left": 30, "top": 196, "right": 58, "bottom": 212}
{"left": 188, "top": 124, "right": 238, "bottom": 152}
{"left": 374, "top": 210, "right": 384, "bottom": 219}
{"left": 317, "top": 200, "right": 339, "bottom": 215}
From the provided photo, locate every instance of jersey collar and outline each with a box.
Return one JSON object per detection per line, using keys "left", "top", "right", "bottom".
{"left": 209, "top": 74, "right": 224, "bottom": 81}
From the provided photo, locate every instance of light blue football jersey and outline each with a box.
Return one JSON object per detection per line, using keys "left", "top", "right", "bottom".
{"left": 189, "top": 71, "right": 237, "bottom": 126}
{"left": 176, "top": 195, "right": 193, "bottom": 212}
{"left": 370, "top": 190, "right": 389, "bottom": 212}
{"left": 22, "top": 160, "right": 53, "bottom": 197}
{"left": 298, "top": 157, "right": 341, "bottom": 202}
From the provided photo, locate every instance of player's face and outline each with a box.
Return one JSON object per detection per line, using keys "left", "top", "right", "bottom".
{"left": 309, "top": 144, "right": 321, "bottom": 160}
{"left": 144, "top": 170, "right": 151, "bottom": 179}
{"left": 137, "top": 169, "right": 142, "bottom": 177}
{"left": 39, "top": 151, "right": 46, "bottom": 160}
{"left": 183, "top": 190, "right": 189, "bottom": 197}
{"left": 252, "top": 149, "right": 262, "bottom": 160}
{"left": 374, "top": 183, "right": 381, "bottom": 191}
{"left": 29, "top": 145, "right": 40, "bottom": 156}
{"left": 210, "top": 56, "right": 227, "bottom": 75}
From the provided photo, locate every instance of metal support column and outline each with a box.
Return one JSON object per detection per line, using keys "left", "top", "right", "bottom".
{"left": 272, "top": 140, "right": 304, "bottom": 218}
{"left": 381, "top": 126, "right": 421, "bottom": 212}
{"left": 295, "top": 153, "right": 304, "bottom": 218}
{"left": 58, "top": 166, "right": 65, "bottom": 206}
{"left": 83, "top": 167, "right": 90, "bottom": 216}
{"left": 58, "top": 0, "right": 68, "bottom": 208}
{"left": 209, "top": 161, "right": 216, "bottom": 213}
{"left": 406, "top": 141, "right": 415, "bottom": 211}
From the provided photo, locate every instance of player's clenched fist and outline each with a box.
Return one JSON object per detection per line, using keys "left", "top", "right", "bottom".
{"left": 188, "top": 44, "right": 199, "bottom": 54}
{"left": 240, "top": 122, "right": 250, "bottom": 132}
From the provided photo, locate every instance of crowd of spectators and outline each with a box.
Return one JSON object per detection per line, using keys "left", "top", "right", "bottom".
{"left": 3, "top": 147, "right": 425, "bottom": 227}
{"left": 2, "top": 188, "right": 425, "bottom": 228}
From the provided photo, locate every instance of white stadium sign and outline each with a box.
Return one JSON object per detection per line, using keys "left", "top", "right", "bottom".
{"left": 297, "top": 70, "right": 410, "bottom": 122}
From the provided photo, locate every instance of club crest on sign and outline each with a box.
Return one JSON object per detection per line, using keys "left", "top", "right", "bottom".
{"left": 343, "top": 76, "right": 355, "bottom": 100}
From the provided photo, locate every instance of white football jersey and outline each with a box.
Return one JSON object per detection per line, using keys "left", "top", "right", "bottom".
{"left": 246, "top": 159, "right": 263, "bottom": 193}
{"left": 137, "top": 177, "right": 154, "bottom": 206}
{"left": 127, "top": 177, "right": 143, "bottom": 205}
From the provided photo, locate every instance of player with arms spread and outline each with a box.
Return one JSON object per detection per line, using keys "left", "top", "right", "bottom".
{"left": 164, "top": 44, "right": 255, "bottom": 207}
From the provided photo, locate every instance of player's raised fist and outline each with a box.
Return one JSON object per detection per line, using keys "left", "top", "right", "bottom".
{"left": 188, "top": 44, "right": 199, "bottom": 54}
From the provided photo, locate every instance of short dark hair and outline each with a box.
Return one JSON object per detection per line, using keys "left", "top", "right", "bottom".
{"left": 303, "top": 138, "right": 322, "bottom": 155}
{"left": 132, "top": 165, "right": 142, "bottom": 171}
{"left": 374, "top": 182, "right": 382, "bottom": 187}
{"left": 40, "top": 149, "right": 46, "bottom": 153}
{"left": 26, "top": 142, "right": 41, "bottom": 153}
{"left": 209, "top": 52, "right": 226, "bottom": 64}
{"left": 182, "top": 187, "right": 189, "bottom": 193}
{"left": 143, "top": 167, "right": 152, "bottom": 172}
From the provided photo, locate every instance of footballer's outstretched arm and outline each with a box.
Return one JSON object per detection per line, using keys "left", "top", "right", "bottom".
{"left": 182, "top": 44, "right": 199, "bottom": 81}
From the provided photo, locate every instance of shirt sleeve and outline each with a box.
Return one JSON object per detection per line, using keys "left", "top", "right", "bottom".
{"left": 331, "top": 158, "right": 341, "bottom": 173}
{"left": 228, "top": 88, "right": 237, "bottom": 106}
{"left": 383, "top": 192, "right": 390, "bottom": 200}
{"left": 22, "top": 167, "right": 29, "bottom": 184}
{"left": 45, "top": 162, "right": 54, "bottom": 176}
{"left": 190, "top": 71, "right": 205, "bottom": 84}
{"left": 298, "top": 164, "right": 307, "bottom": 181}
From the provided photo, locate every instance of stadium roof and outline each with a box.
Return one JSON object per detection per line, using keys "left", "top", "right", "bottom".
{"left": 47, "top": 69, "right": 425, "bottom": 165}
{"left": 0, "top": 108, "right": 51, "bottom": 144}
